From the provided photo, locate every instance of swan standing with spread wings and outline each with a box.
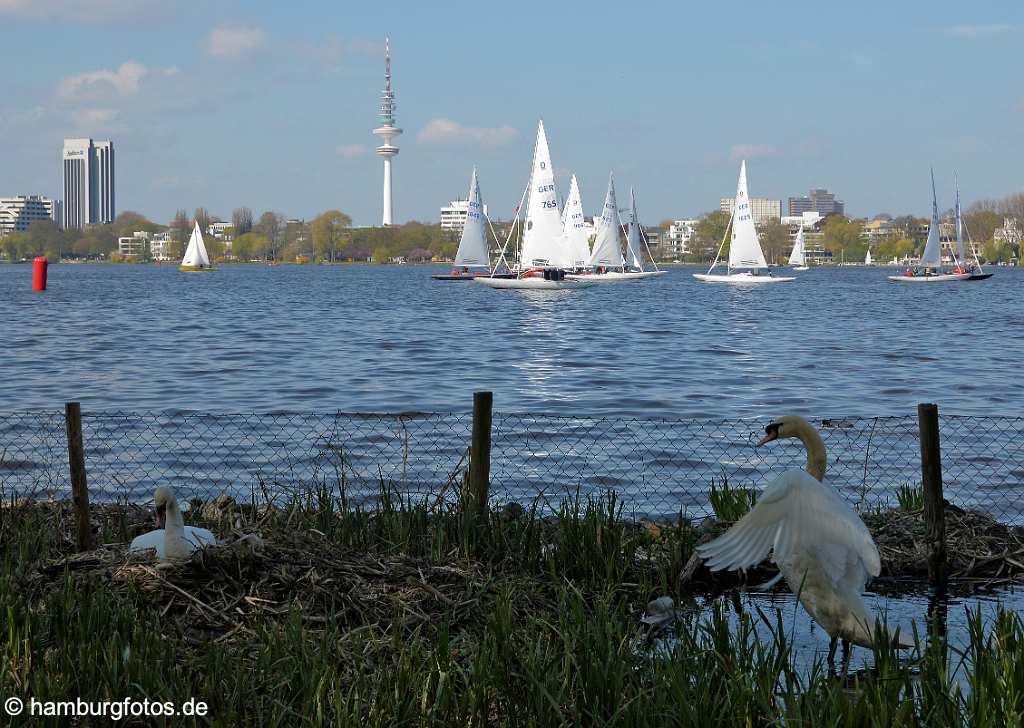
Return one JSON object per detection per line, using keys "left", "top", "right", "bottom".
{"left": 697, "top": 416, "right": 910, "bottom": 661}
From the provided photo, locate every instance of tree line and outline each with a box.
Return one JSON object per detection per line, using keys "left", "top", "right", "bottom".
{"left": 0, "top": 206, "right": 460, "bottom": 264}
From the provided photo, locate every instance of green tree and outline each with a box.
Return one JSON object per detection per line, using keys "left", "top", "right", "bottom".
{"left": 690, "top": 211, "right": 730, "bottom": 263}
{"left": 982, "top": 239, "right": 1013, "bottom": 264}
{"left": 757, "top": 219, "right": 790, "bottom": 265}
{"left": 169, "top": 209, "right": 190, "bottom": 259}
{"left": 962, "top": 210, "right": 1002, "bottom": 247}
{"left": 232, "top": 207, "right": 253, "bottom": 237}
{"left": 311, "top": 210, "right": 352, "bottom": 262}
{"left": 821, "top": 216, "right": 864, "bottom": 261}
{"left": 256, "top": 211, "right": 285, "bottom": 261}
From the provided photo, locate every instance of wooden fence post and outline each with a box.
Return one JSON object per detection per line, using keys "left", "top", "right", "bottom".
{"left": 65, "top": 402, "right": 95, "bottom": 552}
{"left": 469, "top": 391, "right": 493, "bottom": 513}
{"left": 918, "top": 402, "right": 946, "bottom": 590}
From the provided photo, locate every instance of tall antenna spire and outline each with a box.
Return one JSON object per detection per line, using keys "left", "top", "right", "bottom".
{"left": 373, "top": 36, "right": 402, "bottom": 225}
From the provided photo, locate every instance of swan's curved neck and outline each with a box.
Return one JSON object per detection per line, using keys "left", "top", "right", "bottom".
{"left": 163, "top": 498, "right": 185, "bottom": 535}
{"left": 794, "top": 422, "right": 826, "bottom": 481}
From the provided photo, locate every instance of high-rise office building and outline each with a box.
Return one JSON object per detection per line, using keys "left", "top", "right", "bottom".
{"left": 62, "top": 138, "right": 115, "bottom": 230}
{"left": 719, "top": 197, "right": 781, "bottom": 224}
{"left": 788, "top": 188, "right": 844, "bottom": 217}
{"left": 0, "top": 195, "right": 59, "bottom": 235}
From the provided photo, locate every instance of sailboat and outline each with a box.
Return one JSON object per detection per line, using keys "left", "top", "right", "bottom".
{"left": 432, "top": 168, "right": 510, "bottom": 281}
{"left": 864, "top": 247, "right": 873, "bottom": 266}
{"left": 179, "top": 222, "right": 216, "bottom": 272}
{"left": 562, "top": 174, "right": 592, "bottom": 270}
{"left": 694, "top": 161, "right": 794, "bottom": 284}
{"left": 567, "top": 179, "right": 665, "bottom": 282}
{"left": 949, "top": 175, "right": 993, "bottom": 281}
{"left": 788, "top": 223, "right": 809, "bottom": 271}
{"left": 888, "top": 170, "right": 970, "bottom": 283}
{"left": 476, "top": 121, "right": 593, "bottom": 290}
{"left": 622, "top": 188, "right": 666, "bottom": 279}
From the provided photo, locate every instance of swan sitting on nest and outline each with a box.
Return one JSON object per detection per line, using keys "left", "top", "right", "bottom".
{"left": 696, "top": 415, "right": 913, "bottom": 662}
{"left": 129, "top": 486, "right": 217, "bottom": 560}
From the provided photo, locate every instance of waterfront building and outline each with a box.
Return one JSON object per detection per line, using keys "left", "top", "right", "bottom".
{"left": 62, "top": 138, "right": 115, "bottom": 230}
{"left": 117, "top": 231, "right": 150, "bottom": 258}
{"left": 372, "top": 38, "right": 401, "bottom": 226}
{"left": 861, "top": 218, "right": 897, "bottom": 242}
{"left": 782, "top": 212, "right": 829, "bottom": 263}
{"left": 720, "top": 196, "right": 781, "bottom": 224}
{"left": 0, "top": 195, "right": 59, "bottom": 235}
{"left": 788, "top": 188, "right": 844, "bottom": 217}
{"left": 663, "top": 219, "right": 699, "bottom": 258}
{"left": 440, "top": 198, "right": 489, "bottom": 231}
{"left": 207, "top": 221, "right": 233, "bottom": 239}
{"left": 994, "top": 217, "right": 1022, "bottom": 248}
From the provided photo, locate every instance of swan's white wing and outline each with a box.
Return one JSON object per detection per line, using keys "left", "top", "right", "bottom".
{"left": 183, "top": 526, "right": 217, "bottom": 548}
{"left": 129, "top": 529, "right": 166, "bottom": 559}
{"left": 696, "top": 470, "right": 880, "bottom": 590}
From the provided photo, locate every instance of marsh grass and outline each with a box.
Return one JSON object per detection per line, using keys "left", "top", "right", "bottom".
{"left": 897, "top": 483, "right": 926, "bottom": 511}
{"left": 708, "top": 476, "right": 757, "bottom": 522}
{"left": 3, "top": 482, "right": 1024, "bottom": 726}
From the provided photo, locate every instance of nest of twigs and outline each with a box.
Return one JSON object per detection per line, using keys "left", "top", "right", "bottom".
{"left": 28, "top": 531, "right": 500, "bottom": 651}
{"left": 678, "top": 504, "right": 1024, "bottom": 593}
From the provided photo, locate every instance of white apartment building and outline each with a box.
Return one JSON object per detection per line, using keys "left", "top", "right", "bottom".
{"left": 0, "top": 195, "right": 59, "bottom": 235}
{"left": 63, "top": 138, "right": 115, "bottom": 230}
{"left": 208, "top": 221, "right": 232, "bottom": 239}
{"left": 720, "top": 197, "right": 781, "bottom": 224}
{"left": 663, "top": 219, "right": 699, "bottom": 258}
{"left": 440, "top": 198, "right": 489, "bottom": 231}
{"left": 116, "top": 230, "right": 173, "bottom": 260}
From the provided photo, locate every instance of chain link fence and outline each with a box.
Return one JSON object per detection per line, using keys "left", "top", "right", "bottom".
{"left": 2, "top": 409, "right": 1023, "bottom": 522}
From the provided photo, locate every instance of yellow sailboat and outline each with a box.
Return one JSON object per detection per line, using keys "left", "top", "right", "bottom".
{"left": 179, "top": 221, "right": 217, "bottom": 272}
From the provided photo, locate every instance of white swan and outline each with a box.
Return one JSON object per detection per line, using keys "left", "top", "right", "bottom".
{"left": 129, "top": 486, "right": 217, "bottom": 560}
{"left": 696, "top": 415, "right": 910, "bottom": 661}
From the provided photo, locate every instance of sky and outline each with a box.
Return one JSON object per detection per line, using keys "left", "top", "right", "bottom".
{"left": 1, "top": 0, "right": 1022, "bottom": 226}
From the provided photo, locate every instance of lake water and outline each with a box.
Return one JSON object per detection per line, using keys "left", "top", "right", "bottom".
{"left": 1, "top": 263, "right": 1019, "bottom": 417}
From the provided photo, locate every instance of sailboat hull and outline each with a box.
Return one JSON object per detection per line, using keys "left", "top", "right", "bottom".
{"left": 693, "top": 272, "right": 795, "bottom": 284}
{"left": 178, "top": 266, "right": 217, "bottom": 272}
{"left": 965, "top": 273, "right": 993, "bottom": 281}
{"left": 565, "top": 271, "right": 666, "bottom": 283}
{"left": 792, "top": 266, "right": 809, "bottom": 271}
{"left": 473, "top": 276, "right": 594, "bottom": 290}
{"left": 431, "top": 272, "right": 515, "bottom": 281}
{"left": 887, "top": 272, "right": 971, "bottom": 283}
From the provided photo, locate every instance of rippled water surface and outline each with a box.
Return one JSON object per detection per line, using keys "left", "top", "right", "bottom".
{"left": 1, "top": 263, "right": 1019, "bottom": 416}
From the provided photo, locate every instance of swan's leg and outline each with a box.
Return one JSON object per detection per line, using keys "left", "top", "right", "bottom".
{"left": 841, "top": 639, "right": 851, "bottom": 677}
{"left": 827, "top": 634, "right": 838, "bottom": 666}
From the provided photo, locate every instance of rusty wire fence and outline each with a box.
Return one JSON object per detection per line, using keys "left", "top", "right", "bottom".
{"left": 2, "top": 409, "right": 1023, "bottom": 522}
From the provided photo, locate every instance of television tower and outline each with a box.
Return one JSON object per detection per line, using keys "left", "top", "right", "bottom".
{"left": 373, "top": 37, "right": 402, "bottom": 226}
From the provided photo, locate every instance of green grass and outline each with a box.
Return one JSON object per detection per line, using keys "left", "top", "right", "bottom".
{"left": 708, "top": 476, "right": 757, "bottom": 522}
{"left": 2, "top": 483, "right": 1024, "bottom": 726}
{"left": 897, "top": 483, "right": 926, "bottom": 511}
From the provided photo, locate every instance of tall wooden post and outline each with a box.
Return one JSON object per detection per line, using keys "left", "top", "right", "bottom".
{"left": 65, "top": 402, "right": 95, "bottom": 552}
{"left": 469, "top": 391, "right": 493, "bottom": 513}
{"left": 918, "top": 403, "right": 946, "bottom": 590}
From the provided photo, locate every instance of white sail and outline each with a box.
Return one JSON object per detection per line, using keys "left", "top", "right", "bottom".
{"left": 954, "top": 174, "right": 965, "bottom": 263}
{"left": 919, "top": 169, "right": 942, "bottom": 268}
{"left": 561, "top": 174, "right": 591, "bottom": 268}
{"left": 519, "top": 120, "right": 569, "bottom": 269}
{"left": 787, "top": 224, "right": 806, "bottom": 266}
{"left": 587, "top": 173, "right": 625, "bottom": 268}
{"left": 865, "top": 247, "right": 873, "bottom": 265}
{"left": 727, "top": 161, "right": 769, "bottom": 271}
{"left": 181, "top": 222, "right": 211, "bottom": 267}
{"left": 625, "top": 188, "right": 645, "bottom": 271}
{"left": 453, "top": 168, "right": 490, "bottom": 268}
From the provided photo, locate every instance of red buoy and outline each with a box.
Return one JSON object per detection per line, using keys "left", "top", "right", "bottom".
{"left": 33, "top": 256, "right": 47, "bottom": 291}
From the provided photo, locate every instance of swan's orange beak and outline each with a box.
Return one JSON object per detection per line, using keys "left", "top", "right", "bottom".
{"left": 155, "top": 503, "right": 166, "bottom": 529}
{"left": 757, "top": 422, "right": 781, "bottom": 447}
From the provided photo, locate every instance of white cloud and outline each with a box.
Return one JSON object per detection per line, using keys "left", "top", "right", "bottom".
{"left": 205, "top": 24, "right": 267, "bottom": 58}
{"left": 942, "top": 24, "right": 1024, "bottom": 37}
{"left": 728, "top": 144, "right": 779, "bottom": 162}
{"left": 58, "top": 60, "right": 148, "bottom": 99}
{"left": 417, "top": 118, "right": 518, "bottom": 147}
{"left": 337, "top": 144, "right": 366, "bottom": 159}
